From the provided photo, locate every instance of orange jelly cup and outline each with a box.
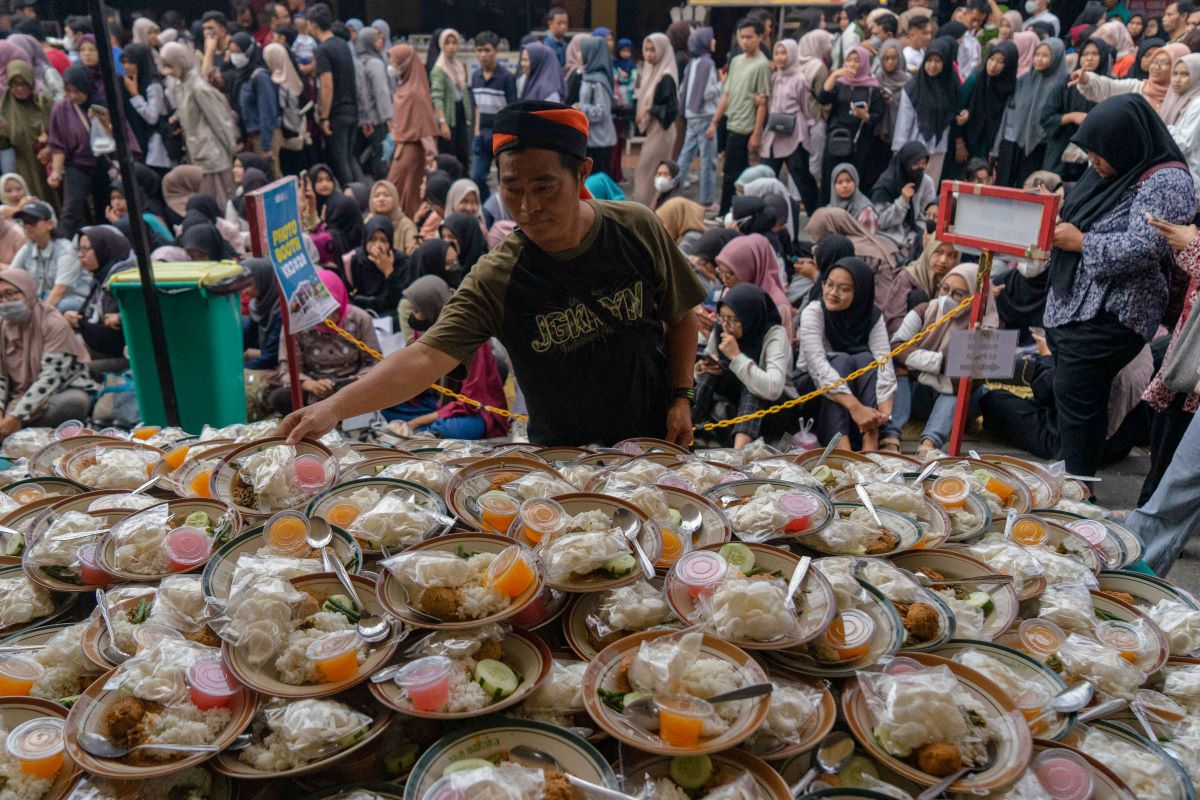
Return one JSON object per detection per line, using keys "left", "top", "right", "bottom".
{"left": 326, "top": 502, "right": 361, "bottom": 528}
{"left": 519, "top": 498, "right": 565, "bottom": 544}
{"left": 5, "top": 718, "right": 64, "bottom": 778}
{"left": 306, "top": 630, "right": 362, "bottom": 683}
{"left": 656, "top": 525, "right": 687, "bottom": 567}
{"left": 821, "top": 609, "right": 875, "bottom": 661}
{"left": 487, "top": 545, "right": 534, "bottom": 598}
{"left": 984, "top": 474, "right": 1015, "bottom": 501}
{"left": 188, "top": 469, "right": 213, "bottom": 499}
{"left": 656, "top": 694, "right": 712, "bottom": 748}
{"left": 0, "top": 656, "right": 44, "bottom": 696}
{"left": 1011, "top": 517, "right": 1047, "bottom": 546}
{"left": 264, "top": 512, "right": 310, "bottom": 554}
{"left": 164, "top": 445, "right": 191, "bottom": 472}
{"left": 930, "top": 476, "right": 969, "bottom": 509}
{"left": 478, "top": 492, "right": 520, "bottom": 534}
{"left": 1019, "top": 618, "right": 1065, "bottom": 656}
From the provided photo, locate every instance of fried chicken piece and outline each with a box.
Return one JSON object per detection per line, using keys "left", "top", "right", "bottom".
{"left": 915, "top": 567, "right": 945, "bottom": 583}
{"left": 105, "top": 696, "right": 147, "bottom": 748}
{"left": 916, "top": 742, "right": 963, "bottom": 777}
{"left": 904, "top": 602, "right": 941, "bottom": 642}
{"left": 183, "top": 626, "right": 220, "bottom": 648}
{"left": 1100, "top": 590, "right": 1136, "bottom": 606}
{"left": 614, "top": 653, "right": 635, "bottom": 693}
{"left": 866, "top": 530, "right": 899, "bottom": 555}
{"left": 419, "top": 587, "right": 460, "bottom": 620}
{"left": 476, "top": 639, "right": 503, "bottom": 662}
{"left": 543, "top": 770, "right": 584, "bottom": 800}
{"left": 296, "top": 593, "right": 322, "bottom": 619}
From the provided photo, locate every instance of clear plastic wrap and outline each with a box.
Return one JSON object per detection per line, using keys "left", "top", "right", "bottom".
{"left": 1037, "top": 582, "right": 1096, "bottom": 634}
{"left": 103, "top": 638, "right": 217, "bottom": 703}
{"left": 964, "top": 536, "right": 1045, "bottom": 592}
{"left": 602, "top": 479, "right": 673, "bottom": 524}
{"left": 348, "top": 491, "right": 451, "bottom": 550}
{"left": 501, "top": 472, "right": 575, "bottom": 502}
{"left": 1025, "top": 545, "right": 1098, "bottom": 588}
{"left": 951, "top": 648, "right": 1051, "bottom": 712}
{"left": 1148, "top": 599, "right": 1200, "bottom": 657}
{"left": 73, "top": 447, "right": 159, "bottom": 490}
{"left": 626, "top": 629, "right": 703, "bottom": 695}
{"left": 212, "top": 576, "right": 306, "bottom": 666}
{"left": 409, "top": 623, "right": 507, "bottom": 659}
{"left": 519, "top": 658, "right": 587, "bottom": 720}
{"left": 694, "top": 575, "right": 804, "bottom": 642}
{"left": 0, "top": 572, "right": 54, "bottom": 628}
{"left": 378, "top": 461, "right": 451, "bottom": 494}
{"left": 149, "top": 575, "right": 211, "bottom": 632}
{"left": 1057, "top": 632, "right": 1146, "bottom": 700}
{"left": 25, "top": 511, "right": 112, "bottom": 575}
{"left": 602, "top": 459, "right": 670, "bottom": 487}
{"left": 87, "top": 494, "right": 161, "bottom": 512}
{"left": 425, "top": 763, "right": 544, "bottom": 800}
{"left": 739, "top": 438, "right": 779, "bottom": 463}
{"left": 812, "top": 557, "right": 870, "bottom": 609}
{"left": 229, "top": 553, "right": 323, "bottom": 594}
{"left": 107, "top": 506, "right": 172, "bottom": 575}
{"left": 858, "top": 482, "right": 927, "bottom": 519}
{"left": 539, "top": 528, "right": 628, "bottom": 583}
{"left": 725, "top": 486, "right": 790, "bottom": 543}
{"left": 634, "top": 772, "right": 766, "bottom": 800}
{"left": 670, "top": 458, "right": 727, "bottom": 492}
{"left": 232, "top": 446, "right": 326, "bottom": 511}
{"left": 742, "top": 458, "right": 820, "bottom": 488}
{"left": 586, "top": 580, "right": 676, "bottom": 641}
{"left": 380, "top": 551, "right": 478, "bottom": 588}
{"left": 747, "top": 677, "right": 825, "bottom": 750}
{"left": 255, "top": 698, "right": 372, "bottom": 762}
{"left": 1, "top": 428, "right": 52, "bottom": 459}
{"left": 696, "top": 448, "right": 745, "bottom": 467}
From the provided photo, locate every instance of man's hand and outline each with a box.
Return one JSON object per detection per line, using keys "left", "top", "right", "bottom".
{"left": 1053, "top": 222, "right": 1084, "bottom": 253}
{"left": 103, "top": 313, "right": 121, "bottom": 329}
{"left": 439, "top": 121, "right": 451, "bottom": 139}
{"left": 362, "top": 122, "right": 374, "bottom": 138}
{"left": 718, "top": 332, "right": 741, "bottom": 360}
{"left": 47, "top": 170, "right": 61, "bottom": 189}
{"left": 303, "top": 378, "right": 335, "bottom": 398}
{"left": 665, "top": 398, "right": 693, "bottom": 448}
{"left": 705, "top": 123, "right": 716, "bottom": 140}
{"left": 0, "top": 416, "right": 20, "bottom": 439}
{"left": 321, "top": 119, "right": 332, "bottom": 137}
{"left": 748, "top": 134, "right": 761, "bottom": 155}
{"left": 850, "top": 401, "right": 881, "bottom": 433}
{"left": 277, "top": 398, "right": 341, "bottom": 444}
{"left": 62, "top": 310, "right": 80, "bottom": 328}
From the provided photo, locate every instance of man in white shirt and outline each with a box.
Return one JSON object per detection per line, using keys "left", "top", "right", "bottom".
{"left": 1024, "top": 0, "right": 1060, "bottom": 37}
{"left": 9, "top": 202, "right": 90, "bottom": 312}
{"left": 902, "top": 16, "right": 932, "bottom": 72}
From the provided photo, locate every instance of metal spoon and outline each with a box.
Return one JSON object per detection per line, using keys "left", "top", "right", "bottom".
{"left": 397, "top": 582, "right": 449, "bottom": 625}
{"left": 326, "top": 544, "right": 394, "bottom": 644}
{"left": 677, "top": 503, "right": 703, "bottom": 537}
{"left": 305, "top": 516, "right": 334, "bottom": 573}
{"left": 855, "top": 485, "right": 885, "bottom": 528}
{"left": 969, "top": 450, "right": 982, "bottom": 461}
{"left": 1078, "top": 696, "right": 1127, "bottom": 723}
{"left": 612, "top": 507, "right": 654, "bottom": 580}
{"left": 77, "top": 730, "right": 222, "bottom": 759}
{"left": 785, "top": 556, "right": 811, "bottom": 613}
{"left": 915, "top": 743, "right": 998, "bottom": 800}
{"left": 129, "top": 475, "right": 160, "bottom": 495}
{"left": 622, "top": 683, "right": 774, "bottom": 732}
{"left": 912, "top": 460, "right": 939, "bottom": 486}
{"left": 789, "top": 731, "right": 856, "bottom": 796}
{"left": 1027, "top": 681, "right": 1096, "bottom": 729}
{"left": 911, "top": 572, "right": 1015, "bottom": 589}
{"left": 1003, "top": 508, "right": 1017, "bottom": 541}
{"left": 509, "top": 745, "right": 637, "bottom": 800}
{"left": 463, "top": 495, "right": 483, "bottom": 524}
{"left": 815, "top": 432, "right": 842, "bottom": 466}
{"left": 94, "top": 588, "right": 128, "bottom": 665}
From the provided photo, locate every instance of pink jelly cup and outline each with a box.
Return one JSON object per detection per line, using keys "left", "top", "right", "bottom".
{"left": 656, "top": 474, "right": 698, "bottom": 494}
{"left": 1066, "top": 520, "right": 1108, "bottom": 547}
{"left": 394, "top": 655, "right": 453, "bottom": 712}
{"left": 291, "top": 454, "right": 329, "bottom": 490}
{"left": 78, "top": 544, "right": 115, "bottom": 587}
{"left": 882, "top": 656, "right": 924, "bottom": 675}
{"left": 53, "top": 420, "right": 84, "bottom": 440}
{"left": 673, "top": 550, "right": 729, "bottom": 600}
{"left": 1033, "top": 748, "right": 1094, "bottom": 800}
{"left": 162, "top": 526, "right": 212, "bottom": 572}
{"left": 186, "top": 660, "right": 241, "bottom": 710}
{"left": 777, "top": 491, "right": 821, "bottom": 533}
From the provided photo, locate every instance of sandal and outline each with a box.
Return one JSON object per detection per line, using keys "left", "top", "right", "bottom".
{"left": 880, "top": 437, "right": 901, "bottom": 454}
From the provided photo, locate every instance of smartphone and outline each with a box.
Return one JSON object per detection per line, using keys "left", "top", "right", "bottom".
{"left": 851, "top": 101, "right": 867, "bottom": 110}
{"left": 89, "top": 104, "right": 109, "bottom": 115}
{"left": 298, "top": 169, "right": 310, "bottom": 189}
{"left": 1030, "top": 326, "right": 1046, "bottom": 339}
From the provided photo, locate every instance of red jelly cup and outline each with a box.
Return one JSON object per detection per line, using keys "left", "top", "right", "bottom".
{"left": 1033, "top": 748, "right": 1094, "bottom": 800}
{"left": 292, "top": 454, "right": 329, "bottom": 489}
{"left": 777, "top": 491, "right": 821, "bottom": 533}
{"left": 162, "top": 526, "right": 212, "bottom": 572}
{"left": 78, "top": 544, "right": 115, "bottom": 587}
{"left": 186, "top": 660, "right": 241, "bottom": 710}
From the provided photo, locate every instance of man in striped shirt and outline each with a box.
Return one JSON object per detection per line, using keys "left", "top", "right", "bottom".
{"left": 470, "top": 31, "right": 518, "bottom": 204}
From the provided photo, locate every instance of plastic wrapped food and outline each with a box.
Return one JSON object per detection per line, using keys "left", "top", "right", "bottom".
{"left": 229, "top": 554, "right": 323, "bottom": 594}
{"left": 964, "top": 537, "right": 1044, "bottom": 591}
{"left": 1037, "top": 583, "right": 1095, "bottom": 634}
{"left": 381, "top": 550, "right": 510, "bottom": 621}
{"left": 0, "top": 573, "right": 53, "bottom": 629}
{"left": 604, "top": 481, "right": 672, "bottom": 524}
{"left": 424, "top": 763, "right": 544, "bottom": 800}
{"left": 541, "top": 530, "right": 629, "bottom": 583}
{"left": 671, "top": 459, "right": 728, "bottom": 492}
{"left": 108, "top": 506, "right": 173, "bottom": 575}
{"left": 812, "top": 557, "right": 870, "bottom": 609}
{"left": 859, "top": 482, "right": 927, "bottom": 518}
{"left": 589, "top": 580, "right": 676, "bottom": 640}
{"left": 87, "top": 494, "right": 161, "bottom": 512}
{"left": 517, "top": 658, "right": 587, "bottom": 727}
{"left": 378, "top": 461, "right": 450, "bottom": 494}
{"left": 951, "top": 648, "right": 1051, "bottom": 712}
{"left": 502, "top": 472, "right": 575, "bottom": 502}
{"left": 25, "top": 511, "right": 110, "bottom": 576}
{"left": 743, "top": 459, "right": 820, "bottom": 488}
{"left": 1148, "top": 599, "right": 1200, "bottom": 656}
{"left": 233, "top": 446, "right": 314, "bottom": 511}
{"left": 746, "top": 678, "right": 824, "bottom": 752}
{"left": 214, "top": 576, "right": 305, "bottom": 666}
{"left": 1079, "top": 728, "right": 1175, "bottom": 800}
{"left": 76, "top": 449, "right": 157, "bottom": 490}
{"left": 699, "top": 576, "right": 803, "bottom": 641}
{"left": 1, "top": 428, "right": 52, "bottom": 459}
{"left": 1057, "top": 632, "right": 1146, "bottom": 700}
{"left": 238, "top": 698, "right": 372, "bottom": 771}
{"left": 603, "top": 459, "right": 670, "bottom": 486}
{"left": 725, "top": 487, "right": 790, "bottom": 541}
{"left": 349, "top": 492, "right": 449, "bottom": 550}
{"left": 104, "top": 638, "right": 216, "bottom": 702}
{"left": 149, "top": 576, "right": 210, "bottom": 632}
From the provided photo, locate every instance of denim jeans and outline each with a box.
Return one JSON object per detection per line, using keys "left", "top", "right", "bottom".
{"left": 326, "top": 114, "right": 363, "bottom": 187}
{"left": 422, "top": 414, "right": 487, "bottom": 439}
{"left": 470, "top": 136, "right": 494, "bottom": 204}
{"left": 1127, "top": 407, "right": 1200, "bottom": 574}
{"left": 677, "top": 115, "right": 717, "bottom": 206}
{"left": 881, "top": 375, "right": 911, "bottom": 441}
{"left": 910, "top": 383, "right": 985, "bottom": 448}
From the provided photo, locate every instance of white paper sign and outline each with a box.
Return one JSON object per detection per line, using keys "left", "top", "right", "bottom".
{"left": 945, "top": 329, "right": 1019, "bottom": 379}
{"left": 950, "top": 192, "right": 1049, "bottom": 249}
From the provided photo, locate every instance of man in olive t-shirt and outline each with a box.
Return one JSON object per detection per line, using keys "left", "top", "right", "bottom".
{"left": 279, "top": 101, "right": 706, "bottom": 447}
{"left": 709, "top": 17, "right": 771, "bottom": 216}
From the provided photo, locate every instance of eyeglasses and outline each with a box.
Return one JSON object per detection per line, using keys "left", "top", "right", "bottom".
{"left": 939, "top": 285, "right": 969, "bottom": 301}
{"left": 77, "top": 242, "right": 92, "bottom": 253}
{"left": 824, "top": 282, "right": 855, "bottom": 296}
{"left": 0, "top": 290, "right": 23, "bottom": 302}
{"left": 717, "top": 314, "right": 741, "bottom": 327}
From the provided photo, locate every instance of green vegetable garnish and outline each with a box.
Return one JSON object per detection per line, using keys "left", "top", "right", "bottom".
{"left": 597, "top": 687, "right": 628, "bottom": 712}
{"left": 129, "top": 597, "right": 153, "bottom": 625}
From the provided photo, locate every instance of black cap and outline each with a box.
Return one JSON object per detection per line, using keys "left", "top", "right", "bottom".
{"left": 11, "top": 0, "right": 37, "bottom": 9}
{"left": 14, "top": 201, "right": 53, "bottom": 223}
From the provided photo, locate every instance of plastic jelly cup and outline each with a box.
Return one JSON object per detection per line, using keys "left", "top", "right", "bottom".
{"left": 164, "top": 445, "right": 191, "bottom": 472}
{"left": 53, "top": 420, "right": 83, "bottom": 440}
{"left": 982, "top": 474, "right": 1016, "bottom": 502}
{"left": 1095, "top": 620, "right": 1147, "bottom": 664}
{"left": 186, "top": 660, "right": 241, "bottom": 710}
{"left": 519, "top": 497, "right": 565, "bottom": 544}
{"left": 656, "top": 694, "right": 713, "bottom": 748}
{"left": 188, "top": 468, "right": 213, "bottom": 500}
{"left": 821, "top": 609, "right": 876, "bottom": 662}
{"left": 882, "top": 656, "right": 924, "bottom": 675}
{"left": 1067, "top": 520, "right": 1109, "bottom": 547}
{"left": 1135, "top": 689, "right": 1189, "bottom": 723}
{"left": 1019, "top": 618, "right": 1066, "bottom": 657}
{"left": 931, "top": 476, "right": 969, "bottom": 509}
{"left": 1012, "top": 516, "right": 1048, "bottom": 546}
{"left": 486, "top": 545, "right": 535, "bottom": 598}
{"left": 291, "top": 454, "right": 329, "bottom": 490}
{"left": 132, "top": 623, "right": 184, "bottom": 653}
{"left": 777, "top": 491, "right": 821, "bottom": 533}
{"left": 163, "top": 526, "right": 212, "bottom": 572}
{"left": 1017, "top": 687, "right": 1052, "bottom": 732}
{"left": 8, "top": 484, "right": 45, "bottom": 505}
{"left": 674, "top": 550, "right": 728, "bottom": 600}
{"left": 306, "top": 629, "right": 362, "bottom": 683}
{"left": 264, "top": 511, "right": 311, "bottom": 554}
{"left": 78, "top": 544, "right": 115, "bottom": 587}
{"left": 0, "top": 656, "right": 44, "bottom": 695}
{"left": 1033, "top": 748, "right": 1094, "bottom": 800}
{"left": 655, "top": 474, "right": 697, "bottom": 493}
{"left": 478, "top": 492, "right": 520, "bottom": 534}
{"left": 5, "top": 717, "right": 64, "bottom": 778}
{"left": 655, "top": 524, "right": 690, "bottom": 568}
{"left": 325, "top": 501, "right": 361, "bottom": 528}
{"left": 132, "top": 426, "right": 160, "bottom": 441}
{"left": 394, "top": 655, "right": 453, "bottom": 711}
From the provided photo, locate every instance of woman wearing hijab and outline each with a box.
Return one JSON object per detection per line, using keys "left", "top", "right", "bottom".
{"left": 1042, "top": 37, "right": 1112, "bottom": 180}
{"left": 693, "top": 283, "right": 794, "bottom": 447}
{"left": 392, "top": 274, "right": 509, "bottom": 440}
{"left": 344, "top": 215, "right": 404, "bottom": 317}
{"left": 520, "top": 42, "right": 566, "bottom": 102}
{"left": 999, "top": 10, "right": 1024, "bottom": 41}
{"left": 119, "top": 43, "right": 172, "bottom": 174}
{"left": 443, "top": 178, "right": 486, "bottom": 232}
{"left": 401, "top": 238, "right": 462, "bottom": 293}
{"left": 729, "top": 196, "right": 782, "bottom": 260}
{"left": 264, "top": 42, "right": 307, "bottom": 176}
{"left": 1094, "top": 19, "right": 1136, "bottom": 60}
{"left": 828, "top": 163, "right": 878, "bottom": 236}
{"left": 161, "top": 165, "right": 203, "bottom": 227}
{"left": 893, "top": 37, "right": 959, "bottom": 186}
{"left": 1073, "top": 40, "right": 1187, "bottom": 112}
{"left": 655, "top": 196, "right": 707, "bottom": 254}
{"left": 68, "top": 225, "right": 130, "bottom": 373}
{"left": 797, "top": 257, "right": 896, "bottom": 450}
{"left": 243, "top": 257, "right": 281, "bottom": 371}
{"left": 633, "top": 33, "right": 679, "bottom": 207}
{"left": 270, "top": 270, "right": 381, "bottom": 415}
{"left": 760, "top": 38, "right": 821, "bottom": 217}
{"left": 868, "top": 144, "right": 936, "bottom": 256}
{"left": 818, "top": 45, "right": 884, "bottom": 203}
{"left": 563, "top": 35, "right": 585, "bottom": 105}
{"left": 367, "top": 180, "right": 419, "bottom": 255}
{"left": 429, "top": 29, "right": 471, "bottom": 167}
{"left": 890, "top": 262, "right": 1001, "bottom": 454}
{"left": 1120, "top": 37, "right": 1164, "bottom": 80}
{"left": 228, "top": 33, "right": 280, "bottom": 175}
{"left": 158, "top": 43, "right": 237, "bottom": 209}
{"left": 579, "top": 36, "right": 617, "bottom": 173}
{"left": 355, "top": 27, "right": 392, "bottom": 179}
{"left": 873, "top": 38, "right": 911, "bottom": 182}
{"left": 0, "top": 61, "right": 52, "bottom": 209}
{"left": 314, "top": 193, "right": 365, "bottom": 267}
{"left": 439, "top": 212, "right": 488, "bottom": 275}
{"left": 232, "top": 167, "right": 270, "bottom": 219}
{"left": 995, "top": 37, "right": 1068, "bottom": 188}
{"left": 386, "top": 44, "right": 440, "bottom": 220}
{"left": 650, "top": 160, "right": 683, "bottom": 210}
{"left": 1163, "top": 54, "right": 1200, "bottom": 194}
{"left": 179, "top": 223, "right": 238, "bottom": 261}
{"left": 958, "top": 41, "right": 1018, "bottom": 169}
{"left": 0, "top": 268, "right": 93, "bottom": 434}
{"left": 715, "top": 233, "right": 795, "bottom": 341}
{"left": 1013, "top": 30, "right": 1040, "bottom": 78}
{"left": 416, "top": 171, "right": 452, "bottom": 242}
{"left": 343, "top": 182, "right": 371, "bottom": 215}
{"left": 676, "top": 27, "right": 721, "bottom": 209}
{"left": 9, "top": 33, "right": 61, "bottom": 103}
{"left": 1045, "top": 94, "right": 1196, "bottom": 480}
{"left": 689, "top": 227, "right": 739, "bottom": 303}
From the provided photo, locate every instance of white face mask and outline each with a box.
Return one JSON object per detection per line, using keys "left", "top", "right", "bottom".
{"left": 1025, "top": 0, "right": 1040, "bottom": 13}
{"left": 230, "top": 52, "right": 249, "bottom": 68}
{"left": 387, "top": 64, "right": 399, "bottom": 79}
{"left": 654, "top": 175, "right": 675, "bottom": 193}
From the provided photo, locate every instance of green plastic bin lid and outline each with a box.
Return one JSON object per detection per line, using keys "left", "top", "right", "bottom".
{"left": 107, "top": 261, "right": 246, "bottom": 288}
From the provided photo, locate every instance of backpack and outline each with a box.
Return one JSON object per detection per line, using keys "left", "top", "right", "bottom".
{"left": 277, "top": 81, "right": 312, "bottom": 152}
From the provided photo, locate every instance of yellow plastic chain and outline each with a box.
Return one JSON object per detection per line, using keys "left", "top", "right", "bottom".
{"left": 319, "top": 294, "right": 974, "bottom": 432}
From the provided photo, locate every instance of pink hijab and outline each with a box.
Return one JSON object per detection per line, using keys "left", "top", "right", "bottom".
{"left": 716, "top": 234, "right": 794, "bottom": 338}
{"left": 317, "top": 269, "right": 349, "bottom": 330}
{"left": 1144, "top": 42, "right": 1190, "bottom": 109}
{"left": 1013, "top": 31, "right": 1040, "bottom": 77}
{"left": 838, "top": 45, "right": 880, "bottom": 87}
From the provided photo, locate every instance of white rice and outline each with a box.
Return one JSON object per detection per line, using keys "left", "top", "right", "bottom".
{"left": 274, "top": 612, "right": 365, "bottom": 685}
{"left": 137, "top": 701, "right": 233, "bottom": 760}
{"left": 0, "top": 757, "right": 53, "bottom": 800}
{"left": 30, "top": 623, "right": 97, "bottom": 701}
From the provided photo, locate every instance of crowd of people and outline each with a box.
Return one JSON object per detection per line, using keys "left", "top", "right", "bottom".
{"left": 1, "top": 1, "right": 1200, "bottom": 570}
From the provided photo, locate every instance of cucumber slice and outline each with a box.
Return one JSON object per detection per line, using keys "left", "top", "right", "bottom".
{"left": 718, "top": 542, "right": 755, "bottom": 573}
{"left": 184, "top": 511, "right": 211, "bottom": 529}
{"left": 475, "top": 658, "right": 519, "bottom": 700}
{"left": 604, "top": 553, "right": 636, "bottom": 577}
{"left": 443, "top": 758, "right": 494, "bottom": 775}
{"left": 3, "top": 531, "right": 23, "bottom": 556}
{"left": 669, "top": 754, "right": 713, "bottom": 790}
{"left": 623, "top": 691, "right": 651, "bottom": 709}
{"left": 965, "top": 591, "right": 995, "bottom": 615}
{"left": 668, "top": 508, "right": 683, "bottom": 527}
{"left": 838, "top": 755, "right": 879, "bottom": 788}
{"left": 812, "top": 464, "right": 833, "bottom": 483}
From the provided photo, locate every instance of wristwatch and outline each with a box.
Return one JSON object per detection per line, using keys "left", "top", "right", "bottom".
{"left": 671, "top": 387, "right": 696, "bottom": 404}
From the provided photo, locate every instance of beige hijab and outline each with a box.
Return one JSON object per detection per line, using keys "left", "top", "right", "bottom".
{"left": 264, "top": 42, "right": 303, "bottom": 95}
{"left": 637, "top": 33, "right": 679, "bottom": 119}
{"left": 0, "top": 269, "right": 89, "bottom": 397}
{"left": 434, "top": 29, "right": 467, "bottom": 87}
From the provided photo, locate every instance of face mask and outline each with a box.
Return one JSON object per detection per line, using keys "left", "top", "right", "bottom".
{"left": 387, "top": 64, "right": 399, "bottom": 79}
{"left": 925, "top": 218, "right": 938, "bottom": 233}
{"left": 908, "top": 168, "right": 926, "bottom": 187}
{"left": 230, "top": 52, "right": 249, "bottom": 68}
{"left": 1025, "top": 0, "right": 1040, "bottom": 13}
{"left": 0, "top": 301, "right": 29, "bottom": 323}
{"left": 409, "top": 314, "right": 433, "bottom": 331}
{"left": 654, "top": 176, "right": 676, "bottom": 193}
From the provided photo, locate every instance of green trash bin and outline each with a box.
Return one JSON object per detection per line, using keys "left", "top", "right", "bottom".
{"left": 107, "top": 261, "right": 251, "bottom": 431}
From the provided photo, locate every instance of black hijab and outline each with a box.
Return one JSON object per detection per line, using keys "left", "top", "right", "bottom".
{"left": 1049, "top": 94, "right": 1186, "bottom": 295}
{"left": 930, "top": 25, "right": 961, "bottom": 65}
{"left": 180, "top": 194, "right": 223, "bottom": 233}
{"left": 80, "top": 225, "right": 132, "bottom": 282}
{"left": 730, "top": 196, "right": 777, "bottom": 235}
{"left": 310, "top": 164, "right": 339, "bottom": 214}
{"left": 906, "top": 37, "right": 959, "bottom": 141}
{"left": 963, "top": 40, "right": 1018, "bottom": 156}
{"left": 821, "top": 257, "right": 881, "bottom": 355}
{"left": 180, "top": 223, "right": 236, "bottom": 261}
{"left": 403, "top": 238, "right": 460, "bottom": 290}
{"left": 120, "top": 43, "right": 160, "bottom": 154}
{"left": 235, "top": 152, "right": 274, "bottom": 180}
{"left": 133, "top": 163, "right": 166, "bottom": 219}
{"left": 63, "top": 64, "right": 98, "bottom": 107}
{"left": 439, "top": 212, "right": 488, "bottom": 272}
{"left": 424, "top": 171, "right": 453, "bottom": 209}
{"left": 110, "top": 214, "right": 169, "bottom": 253}
{"left": 807, "top": 233, "right": 857, "bottom": 304}
{"left": 434, "top": 154, "right": 464, "bottom": 179}
{"left": 718, "top": 283, "right": 782, "bottom": 363}
{"left": 323, "top": 193, "right": 366, "bottom": 256}
{"left": 246, "top": 256, "right": 280, "bottom": 325}
{"left": 233, "top": 168, "right": 269, "bottom": 217}
{"left": 229, "top": 32, "right": 265, "bottom": 105}
{"left": 1132, "top": 38, "right": 1164, "bottom": 80}
{"left": 871, "top": 142, "right": 929, "bottom": 232}
{"left": 1073, "top": 1, "right": 1107, "bottom": 28}
{"left": 692, "top": 228, "right": 739, "bottom": 264}
{"left": 350, "top": 215, "right": 396, "bottom": 297}
{"left": 345, "top": 182, "right": 371, "bottom": 214}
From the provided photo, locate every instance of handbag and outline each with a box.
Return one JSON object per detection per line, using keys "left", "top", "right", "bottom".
{"left": 1162, "top": 303, "right": 1200, "bottom": 394}
{"left": 766, "top": 112, "right": 797, "bottom": 136}
{"left": 827, "top": 125, "right": 858, "bottom": 158}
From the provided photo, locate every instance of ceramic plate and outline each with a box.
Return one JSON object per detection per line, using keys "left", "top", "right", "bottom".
{"left": 80, "top": 592, "right": 159, "bottom": 671}
{"left": 1034, "top": 510, "right": 1127, "bottom": 570}
{"left": 222, "top": 573, "right": 400, "bottom": 699}
{"left": 562, "top": 577, "right": 680, "bottom": 661}
{"left": 29, "top": 436, "right": 122, "bottom": 479}
{"left": 743, "top": 676, "right": 837, "bottom": 762}
{"left": 0, "top": 696, "right": 81, "bottom": 800}
{"left": 1089, "top": 590, "right": 1170, "bottom": 673}
{"left": 375, "top": 533, "right": 542, "bottom": 629}
{"left": 664, "top": 543, "right": 835, "bottom": 650}
{"left": 845, "top": 556, "right": 957, "bottom": 652}
{"left": 1078, "top": 720, "right": 1195, "bottom": 800}
{"left": 0, "top": 563, "right": 80, "bottom": 639}
{"left": 1031, "top": 739, "right": 1137, "bottom": 800}
{"left": 934, "top": 458, "right": 1034, "bottom": 514}
{"left": 338, "top": 453, "right": 425, "bottom": 480}
{"left": 842, "top": 651, "right": 1033, "bottom": 793}
{"left": 369, "top": 627, "right": 550, "bottom": 718}
{"left": 1098, "top": 569, "right": 1200, "bottom": 610}
{"left": 305, "top": 477, "right": 451, "bottom": 557}
{"left": 581, "top": 629, "right": 769, "bottom": 755}
{"left": 529, "top": 494, "right": 663, "bottom": 593}
{"left": 831, "top": 485, "right": 952, "bottom": 550}
{"left": 624, "top": 750, "right": 791, "bottom": 798}
{"left": 162, "top": 443, "right": 242, "bottom": 498}
{"left": 94, "top": 499, "right": 239, "bottom": 582}
{"left": 802, "top": 503, "right": 924, "bottom": 557}
{"left": 2, "top": 477, "right": 87, "bottom": 506}
{"left": 63, "top": 764, "right": 236, "bottom": 800}
{"left": 21, "top": 509, "right": 135, "bottom": 592}
{"left": 703, "top": 479, "right": 834, "bottom": 543}
{"left": 57, "top": 442, "right": 164, "bottom": 491}
{"left": 209, "top": 438, "right": 338, "bottom": 520}
{"left": 444, "top": 456, "right": 568, "bottom": 529}
{"left": 891, "top": 549, "right": 1020, "bottom": 641}
{"left": 0, "top": 622, "right": 102, "bottom": 706}
{"left": 402, "top": 718, "right": 617, "bottom": 799}
{"left": 201, "top": 524, "right": 362, "bottom": 606}
{"left": 979, "top": 453, "right": 1061, "bottom": 509}
{"left": 660, "top": 485, "right": 731, "bottom": 549}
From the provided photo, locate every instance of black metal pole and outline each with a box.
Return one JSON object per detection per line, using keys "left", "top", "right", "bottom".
{"left": 87, "top": 0, "right": 181, "bottom": 428}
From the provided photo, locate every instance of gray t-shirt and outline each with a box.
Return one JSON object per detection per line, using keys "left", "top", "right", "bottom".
{"left": 9, "top": 238, "right": 90, "bottom": 305}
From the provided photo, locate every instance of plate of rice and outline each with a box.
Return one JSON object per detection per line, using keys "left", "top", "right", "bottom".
{"left": 891, "top": 549, "right": 1021, "bottom": 641}
{"left": 0, "top": 697, "right": 81, "bottom": 800}
{"left": 222, "top": 573, "right": 401, "bottom": 699}
{"left": 2, "top": 479, "right": 87, "bottom": 509}
{"left": 22, "top": 510, "right": 135, "bottom": 592}
{"left": 57, "top": 444, "right": 163, "bottom": 492}
{"left": 563, "top": 577, "right": 683, "bottom": 661}
{"left": 0, "top": 622, "right": 104, "bottom": 708}
{"left": 306, "top": 478, "right": 451, "bottom": 556}
{"left": 623, "top": 749, "right": 792, "bottom": 799}
{"left": 444, "top": 456, "right": 570, "bottom": 530}
{"left": 209, "top": 438, "right": 338, "bottom": 518}
{"left": 29, "top": 436, "right": 120, "bottom": 480}
{"left": 62, "top": 763, "right": 236, "bottom": 800}
{"left": 94, "top": 499, "right": 239, "bottom": 582}
{"left": 703, "top": 479, "right": 834, "bottom": 544}
{"left": 81, "top": 580, "right": 218, "bottom": 670}
{"left": 0, "top": 564, "right": 78, "bottom": 639}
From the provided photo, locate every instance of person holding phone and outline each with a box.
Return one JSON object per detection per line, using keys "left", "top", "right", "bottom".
{"left": 818, "top": 45, "right": 884, "bottom": 211}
